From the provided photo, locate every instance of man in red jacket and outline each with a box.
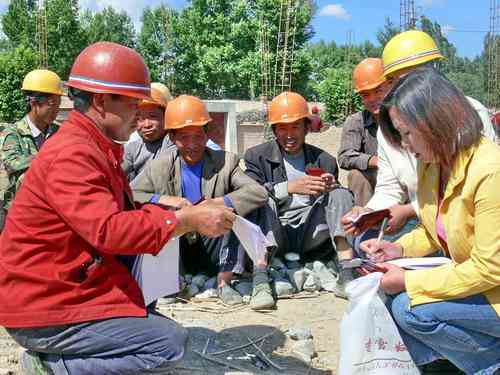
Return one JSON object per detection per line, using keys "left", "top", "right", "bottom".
{"left": 0, "top": 42, "right": 235, "bottom": 374}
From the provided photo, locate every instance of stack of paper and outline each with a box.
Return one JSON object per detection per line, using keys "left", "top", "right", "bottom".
{"left": 387, "top": 257, "right": 452, "bottom": 270}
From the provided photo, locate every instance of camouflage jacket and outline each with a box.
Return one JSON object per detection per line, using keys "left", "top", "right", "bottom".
{"left": 0, "top": 117, "right": 59, "bottom": 209}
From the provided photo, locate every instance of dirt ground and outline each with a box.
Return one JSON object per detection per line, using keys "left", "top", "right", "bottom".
{"left": 0, "top": 126, "right": 348, "bottom": 375}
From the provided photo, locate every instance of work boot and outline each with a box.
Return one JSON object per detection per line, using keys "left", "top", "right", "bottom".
{"left": 21, "top": 350, "right": 50, "bottom": 375}
{"left": 333, "top": 260, "right": 356, "bottom": 299}
{"left": 218, "top": 283, "right": 243, "bottom": 306}
{"left": 250, "top": 269, "right": 276, "bottom": 311}
{"left": 269, "top": 268, "right": 295, "bottom": 297}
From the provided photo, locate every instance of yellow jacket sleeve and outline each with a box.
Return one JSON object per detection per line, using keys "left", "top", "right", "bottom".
{"left": 396, "top": 224, "right": 439, "bottom": 258}
{"left": 405, "top": 172, "right": 500, "bottom": 306}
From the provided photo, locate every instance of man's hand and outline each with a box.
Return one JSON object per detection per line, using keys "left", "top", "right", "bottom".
{"left": 320, "top": 172, "right": 338, "bottom": 192}
{"left": 379, "top": 263, "right": 406, "bottom": 294}
{"left": 174, "top": 203, "right": 236, "bottom": 238}
{"left": 359, "top": 239, "right": 403, "bottom": 262}
{"left": 288, "top": 175, "right": 327, "bottom": 196}
{"left": 158, "top": 195, "right": 192, "bottom": 209}
{"left": 341, "top": 206, "right": 373, "bottom": 236}
{"left": 386, "top": 204, "right": 416, "bottom": 234}
{"left": 368, "top": 155, "right": 378, "bottom": 169}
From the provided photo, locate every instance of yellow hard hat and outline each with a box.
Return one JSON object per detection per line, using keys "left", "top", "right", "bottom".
{"left": 382, "top": 30, "right": 443, "bottom": 78}
{"left": 22, "top": 69, "right": 64, "bottom": 96}
{"left": 353, "top": 58, "right": 385, "bottom": 93}
{"left": 268, "top": 91, "right": 310, "bottom": 125}
{"left": 140, "top": 82, "right": 172, "bottom": 108}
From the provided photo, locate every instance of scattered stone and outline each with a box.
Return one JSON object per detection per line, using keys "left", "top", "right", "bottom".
{"left": 242, "top": 295, "right": 251, "bottom": 304}
{"left": 304, "top": 262, "right": 314, "bottom": 271}
{"left": 191, "top": 274, "right": 209, "bottom": 288}
{"left": 313, "top": 261, "right": 338, "bottom": 292}
{"left": 303, "top": 273, "right": 321, "bottom": 292}
{"left": 195, "top": 288, "right": 218, "bottom": 299}
{"left": 184, "top": 284, "right": 200, "bottom": 298}
{"left": 287, "top": 268, "right": 307, "bottom": 292}
{"left": 184, "top": 274, "right": 193, "bottom": 284}
{"left": 287, "top": 326, "right": 313, "bottom": 341}
{"left": 234, "top": 281, "right": 253, "bottom": 296}
{"left": 326, "top": 260, "right": 339, "bottom": 276}
{"left": 284, "top": 252, "right": 300, "bottom": 261}
{"left": 203, "top": 276, "right": 217, "bottom": 291}
{"left": 292, "top": 339, "right": 316, "bottom": 362}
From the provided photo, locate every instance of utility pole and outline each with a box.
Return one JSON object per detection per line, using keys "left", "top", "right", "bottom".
{"left": 36, "top": 0, "right": 48, "bottom": 68}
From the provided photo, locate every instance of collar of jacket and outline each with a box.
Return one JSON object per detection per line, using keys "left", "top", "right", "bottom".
{"left": 418, "top": 138, "right": 483, "bottom": 204}
{"left": 68, "top": 110, "right": 124, "bottom": 168}
{"left": 362, "top": 109, "right": 378, "bottom": 129}
{"left": 265, "top": 140, "right": 315, "bottom": 165}
{"left": 16, "top": 116, "right": 59, "bottom": 138}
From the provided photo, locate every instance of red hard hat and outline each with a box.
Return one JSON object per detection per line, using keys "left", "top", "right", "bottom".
{"left": 66, "top": 42, "right": 151, "bottom": 101}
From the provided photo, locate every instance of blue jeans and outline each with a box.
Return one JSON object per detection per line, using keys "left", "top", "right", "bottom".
{"left": 389, "top": 293, "right": 500, "bottom": 375}
{"left": 7, "top": 310, "right": 188, "bottom": 374}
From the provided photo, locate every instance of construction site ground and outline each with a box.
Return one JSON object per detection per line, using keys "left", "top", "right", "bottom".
{"left": 0, "top": 126, "right": 347, "bottom": 375}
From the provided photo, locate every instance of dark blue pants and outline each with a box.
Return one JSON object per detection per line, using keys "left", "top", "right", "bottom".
{"left": 7, "top": 310, "right": 188, "bottom": 374}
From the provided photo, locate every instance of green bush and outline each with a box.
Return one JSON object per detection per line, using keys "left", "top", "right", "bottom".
{"left": 0, "top": 45, "right": 38, "bottom": 123}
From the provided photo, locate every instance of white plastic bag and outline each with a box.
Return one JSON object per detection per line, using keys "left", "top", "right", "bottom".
{"left": 338, "top": 272, "right": 419, "bottom": 375}
{"left": 232, "top": 215, "right": 272, "bottom": 264}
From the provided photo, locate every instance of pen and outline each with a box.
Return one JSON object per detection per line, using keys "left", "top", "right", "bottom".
{"left": 376, "top": 217, "right": 389, "bottom": 244}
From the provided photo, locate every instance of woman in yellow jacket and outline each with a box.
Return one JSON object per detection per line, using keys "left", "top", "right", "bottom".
{"left": 361, "top": 67, "right": 500, "bottom": 375}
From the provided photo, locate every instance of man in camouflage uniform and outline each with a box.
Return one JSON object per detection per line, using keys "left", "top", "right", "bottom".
{"left": 0, "top": 69, "right": 63, "bottom": 229}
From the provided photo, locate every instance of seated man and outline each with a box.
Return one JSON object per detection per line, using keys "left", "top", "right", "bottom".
{"left": 122, "top": 82, "right": 175, "bottom": 182}
{"left": 244, "top": 91, "right": 355, "bottom": 297}
{"left": 0, "top": 69, "right": 63, "bottom": 230}
{"left": 132, "top": 95, "right": 274, "bottom": 308}
{"left": 338, "top": 58, "right": 392, "bottom": 206}
{"left": 206, "top": 112, "right": 225, "bottom": 150}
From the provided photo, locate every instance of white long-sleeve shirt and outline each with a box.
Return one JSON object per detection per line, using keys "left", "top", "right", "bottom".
{"left": 366, "top": 96, "right": 496, "bottom": 216}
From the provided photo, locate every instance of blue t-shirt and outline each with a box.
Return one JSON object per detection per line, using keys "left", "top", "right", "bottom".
{"left": 181, "top": 159, "right": 204, "bottom": 204}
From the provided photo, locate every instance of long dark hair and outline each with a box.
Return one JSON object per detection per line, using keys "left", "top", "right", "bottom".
{"left": 379, "top": 66, "right": 483, "bottom": 170}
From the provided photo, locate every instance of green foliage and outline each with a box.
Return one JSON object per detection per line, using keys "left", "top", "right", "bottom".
{"left": 137, "top": 5, "right": 176, "bottom": 87}
{"left": 313, "top": 67, "right": 362, "bottom": 126}
{"left": 171, "top": 0, "right": 314, "bottom": 99}
{"left": 82, "top": 6, "right": 136, "bottom": 48}
{"left": 376, "top": 17, "right": 399, "bottom": 47}
{"left": 0, "top": 46, "right": 38, "bottom": 122}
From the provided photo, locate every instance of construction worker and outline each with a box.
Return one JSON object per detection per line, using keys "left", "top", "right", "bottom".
{"left": 0, "top": 69, "right": 63, "bottom": 230}
{"left": 0, "top": 42, "right": 235, "bottom": 374}
{"left": 206, "top": 112, "right": 226, "bottom": 150}
{"left": 131, "top": 95, "right": 274, "bottom": 309}
{"left": 338, "top": 58, "right": 392, "bottom": 206}
{"left": 342, "top": 30, "right": 497, "bottom": 238}
{"left": 122, "top": 82, "right": 175, "bottom": 182}
{"left": 244, "top": 91, "right": 355, "bottom": 298}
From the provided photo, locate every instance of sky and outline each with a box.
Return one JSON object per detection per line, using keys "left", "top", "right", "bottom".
{"left": 0, "top": 0, "right": 491, "bottom": 59}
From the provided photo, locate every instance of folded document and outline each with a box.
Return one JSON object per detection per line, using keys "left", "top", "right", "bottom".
{"left": 387, "top": 257, "right": 452, "bottom": 270}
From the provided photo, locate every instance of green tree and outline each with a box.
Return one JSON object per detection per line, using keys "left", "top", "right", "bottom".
{"left": 82, "top": 6, "right": 136, "bottom": 48}
{"left": 171, "top": 0, "right": 314, "bottom": 99}
{"left": 376, "top": 17, "right": 399, "bottom": 47}
{"left": 1, "top": 0, "right": 86, "bottom": 79}
{"left": 137, "top": 5, "right": 176, "bottom": 88}
{"left": 0, "top": 46, "right": 38, "bottom": 122}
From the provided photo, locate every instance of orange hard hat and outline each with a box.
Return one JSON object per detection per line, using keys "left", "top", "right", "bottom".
{"left": 140, "top": 82, "right": 172, "bottom": 108}
{"left": 165, "top": 95, "right": 212, "bottom": 130}
{"left": 66, "top": 42, "right": 151, "bottom": 101}
{"left": 268, "top": 91, "right": 310, "bottom": 125}
{"left": 353, "top": 58, "right": 386, "bottom": 93}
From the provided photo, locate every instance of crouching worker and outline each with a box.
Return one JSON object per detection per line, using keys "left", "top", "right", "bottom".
{"left": 360, "top": 67, "right": 500, "bottom": 374}
{"left": 244, "top": 91, "right": 356, "bottom": 298}
{"left": 0, "top": 42, "right": 236, "bottom": 375}
{"left": 132, "top": 95, "right": 272, "bottom": 307}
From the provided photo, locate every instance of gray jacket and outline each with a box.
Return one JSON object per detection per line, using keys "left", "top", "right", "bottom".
{"left": 131, "top": 148, "right": 268, "bottom": 217}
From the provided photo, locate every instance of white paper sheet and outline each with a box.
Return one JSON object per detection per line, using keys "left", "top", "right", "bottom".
{"left": 387, "top": 257, "right": 452, "bottom": 270}
{"left": 132, "top": 237, "right": 180, "bottom": 306}
{"left": 232, "top": 215, "right": 272, "bottom": 264}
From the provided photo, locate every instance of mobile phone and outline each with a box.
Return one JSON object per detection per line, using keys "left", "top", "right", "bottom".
{"left": 350, "top": 209, "right": 391, "bottom": 233}
{"left": 305, "top": 167, "right": 325, "bottom": 177}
